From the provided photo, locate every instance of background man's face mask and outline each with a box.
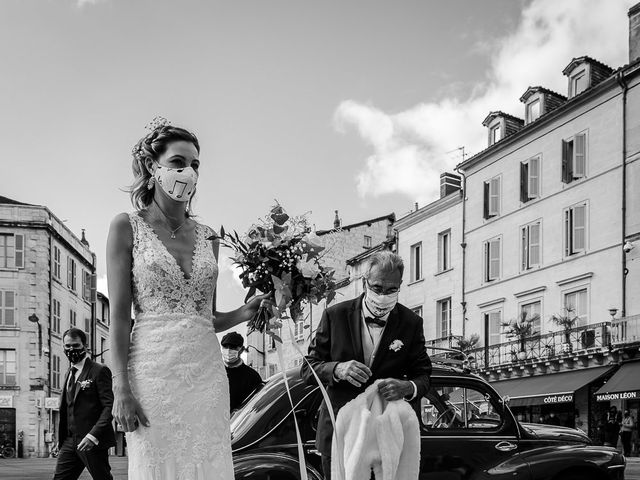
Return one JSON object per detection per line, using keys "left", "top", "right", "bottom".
{"left": 222, "top": 348, "right": 241, "bottom": 363}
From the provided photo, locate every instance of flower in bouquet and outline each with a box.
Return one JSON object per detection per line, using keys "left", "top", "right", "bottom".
{"left": 209, "top": 204, "right": 337, "bottom": 341}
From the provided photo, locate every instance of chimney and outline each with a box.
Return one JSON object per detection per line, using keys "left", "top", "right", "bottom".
{"left": 630, "top": 3, "right": 640, "bottom": 62}
{"left": 80, "top": 229, "right": 90, "bottom": 247}
{"left": 333, "top": 210, "right": 341, "bottom": 229}
{"left": 440, "top": 172, "right": 462, "bottom": 198}
{"left": 414, "top": 202, "right": 419, "bottom": 212}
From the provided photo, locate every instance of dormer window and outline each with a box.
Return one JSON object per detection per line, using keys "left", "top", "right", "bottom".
{"left": 526, "top": 98, "right": 541, "bottom": 123}
{"left": 490, "top": 123, "right": 502, "bottom": 145}
{"left": 570, "top": 69, "right": 588, "bottom": 97}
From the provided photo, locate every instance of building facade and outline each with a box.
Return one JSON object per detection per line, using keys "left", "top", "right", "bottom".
{"left": 246, "top": 212, "right": 395, "bottom": 379}
{"left": 0, "top": 196, "right": 97, "bottom": 457}
{"left": 395, "top": 174, "right": 463, "bottom": 350}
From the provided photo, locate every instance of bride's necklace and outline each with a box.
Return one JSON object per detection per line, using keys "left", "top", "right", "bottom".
{"left": 152, "top": 199, "right": 188, "bottom": 239}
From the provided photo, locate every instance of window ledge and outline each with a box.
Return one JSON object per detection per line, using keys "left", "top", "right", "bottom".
{"left": 0, "top": 268, "right": 19, "bottom": 272}
{"left": 0, "top": 385, "right": 19, "bottom": 391}
{"left": 434, "top": 268, "right": 453, "bottom": 277}
{"left": 0, "top": 326, "right": 19, "bottom": 331}
{"left": 408, "top": 278, "right": 425, "bottom": 286}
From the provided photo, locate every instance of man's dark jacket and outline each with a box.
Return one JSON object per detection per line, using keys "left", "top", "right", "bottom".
{"left": 300, "top": 295, "right": 432, "bottom": 456}
{"left": 58, "top": 358, "right": 116, "bottom": 449}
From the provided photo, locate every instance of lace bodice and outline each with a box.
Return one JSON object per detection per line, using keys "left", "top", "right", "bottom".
{"left": 128, "top": 212, "right": 218, "bottom": 317}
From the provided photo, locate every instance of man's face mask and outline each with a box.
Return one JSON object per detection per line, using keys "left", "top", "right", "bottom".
{"left": 222, "top": 348, "right": 241, "bottom": 364}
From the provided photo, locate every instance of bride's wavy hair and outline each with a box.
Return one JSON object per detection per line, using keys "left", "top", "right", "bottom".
{"left": 129, "top": 125, "right": 201, "bottom": 215}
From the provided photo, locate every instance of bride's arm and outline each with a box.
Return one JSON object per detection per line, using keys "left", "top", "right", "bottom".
{"left": 106, "top": 214, "right": 134, "bottom": 390}
{"left": 107, "top": 213, "right": 149, "bottom": 431}
{"left": 210, "top": 234, "right": 268, "bottom": 332}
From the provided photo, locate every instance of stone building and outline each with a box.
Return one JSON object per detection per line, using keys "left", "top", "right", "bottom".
{"left": 394, "top": 173, "right": 464, "bottom": 349}
{"left": 446, "top": 6, "right": 640, "bottom": 441}
{"left": 246, "top": 212, "right": 395, "bottom": 379}
{"left": 0, "top": 195, "right": 97, "bottom": 457}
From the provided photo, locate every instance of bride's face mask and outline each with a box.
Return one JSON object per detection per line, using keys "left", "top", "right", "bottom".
{"left": 151, "top": 141, "right": 200, "bottom": 203}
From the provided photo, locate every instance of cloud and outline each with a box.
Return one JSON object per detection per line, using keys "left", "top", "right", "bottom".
{"left": 76, "top": 0, "right": 104, "bottom": 7}
{"left": 335, "top": 0, "right": 633, "bottom": 204}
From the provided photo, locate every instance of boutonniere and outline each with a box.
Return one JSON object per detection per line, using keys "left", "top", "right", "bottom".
{"left": 79, "top": 379, "right": 93, "bottom": 391}
{"left": 389, "top": 340, "right": 404, "bottom": 352}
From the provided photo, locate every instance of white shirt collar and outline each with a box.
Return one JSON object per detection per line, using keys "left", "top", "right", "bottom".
{"left": 71, "top": 354, "right": 89, "bottom": 372}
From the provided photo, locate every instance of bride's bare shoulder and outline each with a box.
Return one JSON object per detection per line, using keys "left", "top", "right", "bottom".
{"left": 107, "top": 213, "right": 135, "bottom": 250}
{"left": 109, "top": 212, "right": 134, "bottom": 232}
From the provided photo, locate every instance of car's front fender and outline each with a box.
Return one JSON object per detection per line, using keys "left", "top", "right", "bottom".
{"left": 234, "top": 452, "right": 324, "bottom": 480}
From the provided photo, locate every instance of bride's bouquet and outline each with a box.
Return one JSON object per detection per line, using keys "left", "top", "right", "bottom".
{"left": 209, "top": 204, "right": 337, "bottom": 340}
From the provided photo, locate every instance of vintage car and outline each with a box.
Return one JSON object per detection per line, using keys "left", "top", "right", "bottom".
{"left": 231, "top": 365, "right": 626, "bottom": 480}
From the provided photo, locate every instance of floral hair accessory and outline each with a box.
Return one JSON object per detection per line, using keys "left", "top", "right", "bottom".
{"left": 145, "top": 116, "right": 171, "bottom": 132}
{"left": 132, "top": 116, "right": 172, "bottom": 160}
{"left": 389, "top": 340, "right": 404, "bottom": 352}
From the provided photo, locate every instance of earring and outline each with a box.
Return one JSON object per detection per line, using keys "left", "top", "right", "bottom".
{"left": 147, "top": 177, "right": 154, "bottom": 190}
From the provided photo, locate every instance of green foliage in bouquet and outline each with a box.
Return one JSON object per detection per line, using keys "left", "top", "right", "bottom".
{"left": 209, "top": 204, "right": 337, "bottom": 338}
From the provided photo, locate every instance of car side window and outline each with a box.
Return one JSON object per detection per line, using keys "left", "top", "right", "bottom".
{"left": 420, "top": 382, "right": 503, "bottom": 432}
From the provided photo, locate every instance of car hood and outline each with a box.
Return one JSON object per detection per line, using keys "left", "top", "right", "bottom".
{"left": 520, "top": 422, "right": 591, "bottom": 444}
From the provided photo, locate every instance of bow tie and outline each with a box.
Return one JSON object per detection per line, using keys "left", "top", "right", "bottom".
{"left": 365, "top": 316, "right": 386, "bottom": 328}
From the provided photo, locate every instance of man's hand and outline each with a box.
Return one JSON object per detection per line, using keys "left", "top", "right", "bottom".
{"left": 378, "top": 378, "right": 413, "bottom": 401}
{"left": 77, "top": 436, "right": 96, "bottom": 452}
{"left": 334, "top": 361, "right": 372, "bottom": 387}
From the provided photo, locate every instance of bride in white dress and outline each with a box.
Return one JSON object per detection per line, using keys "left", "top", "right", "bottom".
{"left": 106, "top": 119, "right": 266, "bottom": 480}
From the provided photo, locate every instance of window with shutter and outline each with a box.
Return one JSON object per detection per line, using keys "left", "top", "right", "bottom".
{"left": 520, "top": 162, "right": 528, "bottom": 202}
{"left": 484, "top": 237, "right": 501, "bottom": 282}
{"left": 564, "top": 203, "right": 587, "bottom": 256}
{"left": 437, "top": 230, "right": 451, "bottom": 272}
{"left": 410, "top": 243, "right": 422, "bottom": 281}
{"left": 14, "top": 234, "right": 24, "bottom": 268}
{"left": 0, "top": 291, "right": 16, "bottom": 327}
{"left": 53, "top": 246, "right": 61, "bottom": 280}
{"left": 437, "top": 298, "right": 451, "bottom": 338}
{"left": 521, "top": 221, "right": 541, "bottom": 270}
{"left": 489, "top": 177, "right": 500, "bottom": 216}
{"left": 573, "top": 133, "right": 586, "bottom": 178}
{"left": 528, "top": 157, "right": 539, "bottom": 199}
{"left": 67, "top": 257, "right": 72, "bottom": 288}
{"left": 564, "top": 289, "right": 588, "bottom": 327}
{"left": 485, "top": 311, "right": 502, "bottom": 346}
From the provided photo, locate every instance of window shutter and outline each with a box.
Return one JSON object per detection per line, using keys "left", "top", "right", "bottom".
{"left": 5, "top": 291, "right": 15, "bottom": 326}
{"left": 489, "top": 177, "right": 500, "bottom": 216}
{"left": 489, "top": 238, "right": 500, "bottom": 280}
{"left": 483, "top": 182, "right": 489, "bottom": 219}
{"left": 564, "top": 209, "right": 571, "bottom": 256}
{"left": 528, "top": 157, "right": 539, "bottom": 199}
{"left": 488, "top": 311, "right": 501, "bottom": 345}
{"left": 521, "top": 226, "right": 528, "bottom": 271}
{"left": 67, "top": 257, "right": 72, "bottom": 288}
{"left": 0, "top": 291, "right": 3, "bottom": 325}
{"left": 573, "top": 204, "right": 586, "bottom": 252}
{"left": 14, "top": 234, "right": 24, "bottom": 268}
{"left": 520, "top": 162, "right": 528, "bottom": 202}
{"left": 484, "top": 241, "right": 489, "bottom": 281}
{"left": 529, "top": 222, "right": 541, "bottom": 266}
{"left": 573, "top": 133, "right": 586, "bottom": 178}
{"left": 562, "top": 140, "right": 574, "bottom": 183}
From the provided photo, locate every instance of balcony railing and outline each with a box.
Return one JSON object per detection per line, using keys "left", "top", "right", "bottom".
{"left": 466, "top": 322, "right": 612, "bottom": 370}
{"left": 425, "top": 335, "right": 462, "bottom": 351}
{"left": 611, "top": 314, "right": 640, "bottom": 346}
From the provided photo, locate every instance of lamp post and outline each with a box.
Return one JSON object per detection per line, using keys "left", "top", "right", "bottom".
{"left": 28, "top": 313, "right": 42, "bottom": 357}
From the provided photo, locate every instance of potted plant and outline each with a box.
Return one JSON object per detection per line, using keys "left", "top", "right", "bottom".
{"left": 455, "top": 333, "right": 481, "bottom": 368}
{"left": 551, "top": 307, "right": 579, "bottom": 354}
{"left": 501, "top": 312, "right": 539, "bottom": 361}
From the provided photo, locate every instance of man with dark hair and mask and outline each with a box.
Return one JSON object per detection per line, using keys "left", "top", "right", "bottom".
{"left": 301, "top": 250, "right": 432, "bottom": 480}
{"left": 54, "top": 327, "right": 115, "bottom": 480}
{"left": 221, "top": 332, "right": 263, "bottom": 413}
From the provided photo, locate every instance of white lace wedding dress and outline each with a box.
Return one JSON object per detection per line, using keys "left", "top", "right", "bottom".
{"left": 126, "top": 212, "right": 233, "bottom": 480}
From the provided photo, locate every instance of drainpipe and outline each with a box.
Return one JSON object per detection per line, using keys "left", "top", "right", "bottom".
{"left": 454, "top": 166, "right": 468, "bottom": 338}
{"left": 616, "top": 71, "right": 628, "bottom": 317}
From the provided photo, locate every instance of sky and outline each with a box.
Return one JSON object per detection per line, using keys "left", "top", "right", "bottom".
{"left": 0, "top": 0, "right": 634, "bottom": 328}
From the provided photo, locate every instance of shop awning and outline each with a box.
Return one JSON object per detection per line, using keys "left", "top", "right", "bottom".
{"left": 594, "top": 361, "right": 640, "bottom": 402}
{"left": 491, "top": 366, "right": 613, "bottom": 407}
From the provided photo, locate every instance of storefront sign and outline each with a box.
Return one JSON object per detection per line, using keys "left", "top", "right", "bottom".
{"left": 0, "top": 395, "right": 13, "bottom": 408}
{"left": 44, "top": 397, "right": 60, "bottom": 410}
{"left": 543, "top": 394, "right": 574, "bottom": 404}
{"left": 596, "top": 391, "right": 639, "bottom": 402}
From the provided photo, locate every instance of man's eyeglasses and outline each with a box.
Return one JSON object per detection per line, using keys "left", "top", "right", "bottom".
{"left": 365, "top": 280, "right": 400, "bottom": 296}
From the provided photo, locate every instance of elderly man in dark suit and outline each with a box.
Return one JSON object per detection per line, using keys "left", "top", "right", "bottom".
{"left": 301, "top": 250, "right": 432, "bottom": 480}
{"left": 54, "top": 328, "right": 116, "bottom": 480}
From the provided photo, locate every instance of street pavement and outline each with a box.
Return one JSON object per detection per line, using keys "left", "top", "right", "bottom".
{"left": 1, "top": 456, "right": 639, "bottom": 479}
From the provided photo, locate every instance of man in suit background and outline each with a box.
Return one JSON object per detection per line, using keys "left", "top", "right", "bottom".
{"left": 301, "top": 250, "right": 432, "bottom": 480}
{"left": 53, "top": 327, "right": 116, "bottom": 480}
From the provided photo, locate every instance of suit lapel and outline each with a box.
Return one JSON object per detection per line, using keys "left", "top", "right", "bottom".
{"left": 347, "top": 295, "right": 365, "bottom": 363}
{"left": 73, "top": 358, "right": 92, "bottom": 403}
{"left": 370, "top": 307, "right": 401, "bottom": 373}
